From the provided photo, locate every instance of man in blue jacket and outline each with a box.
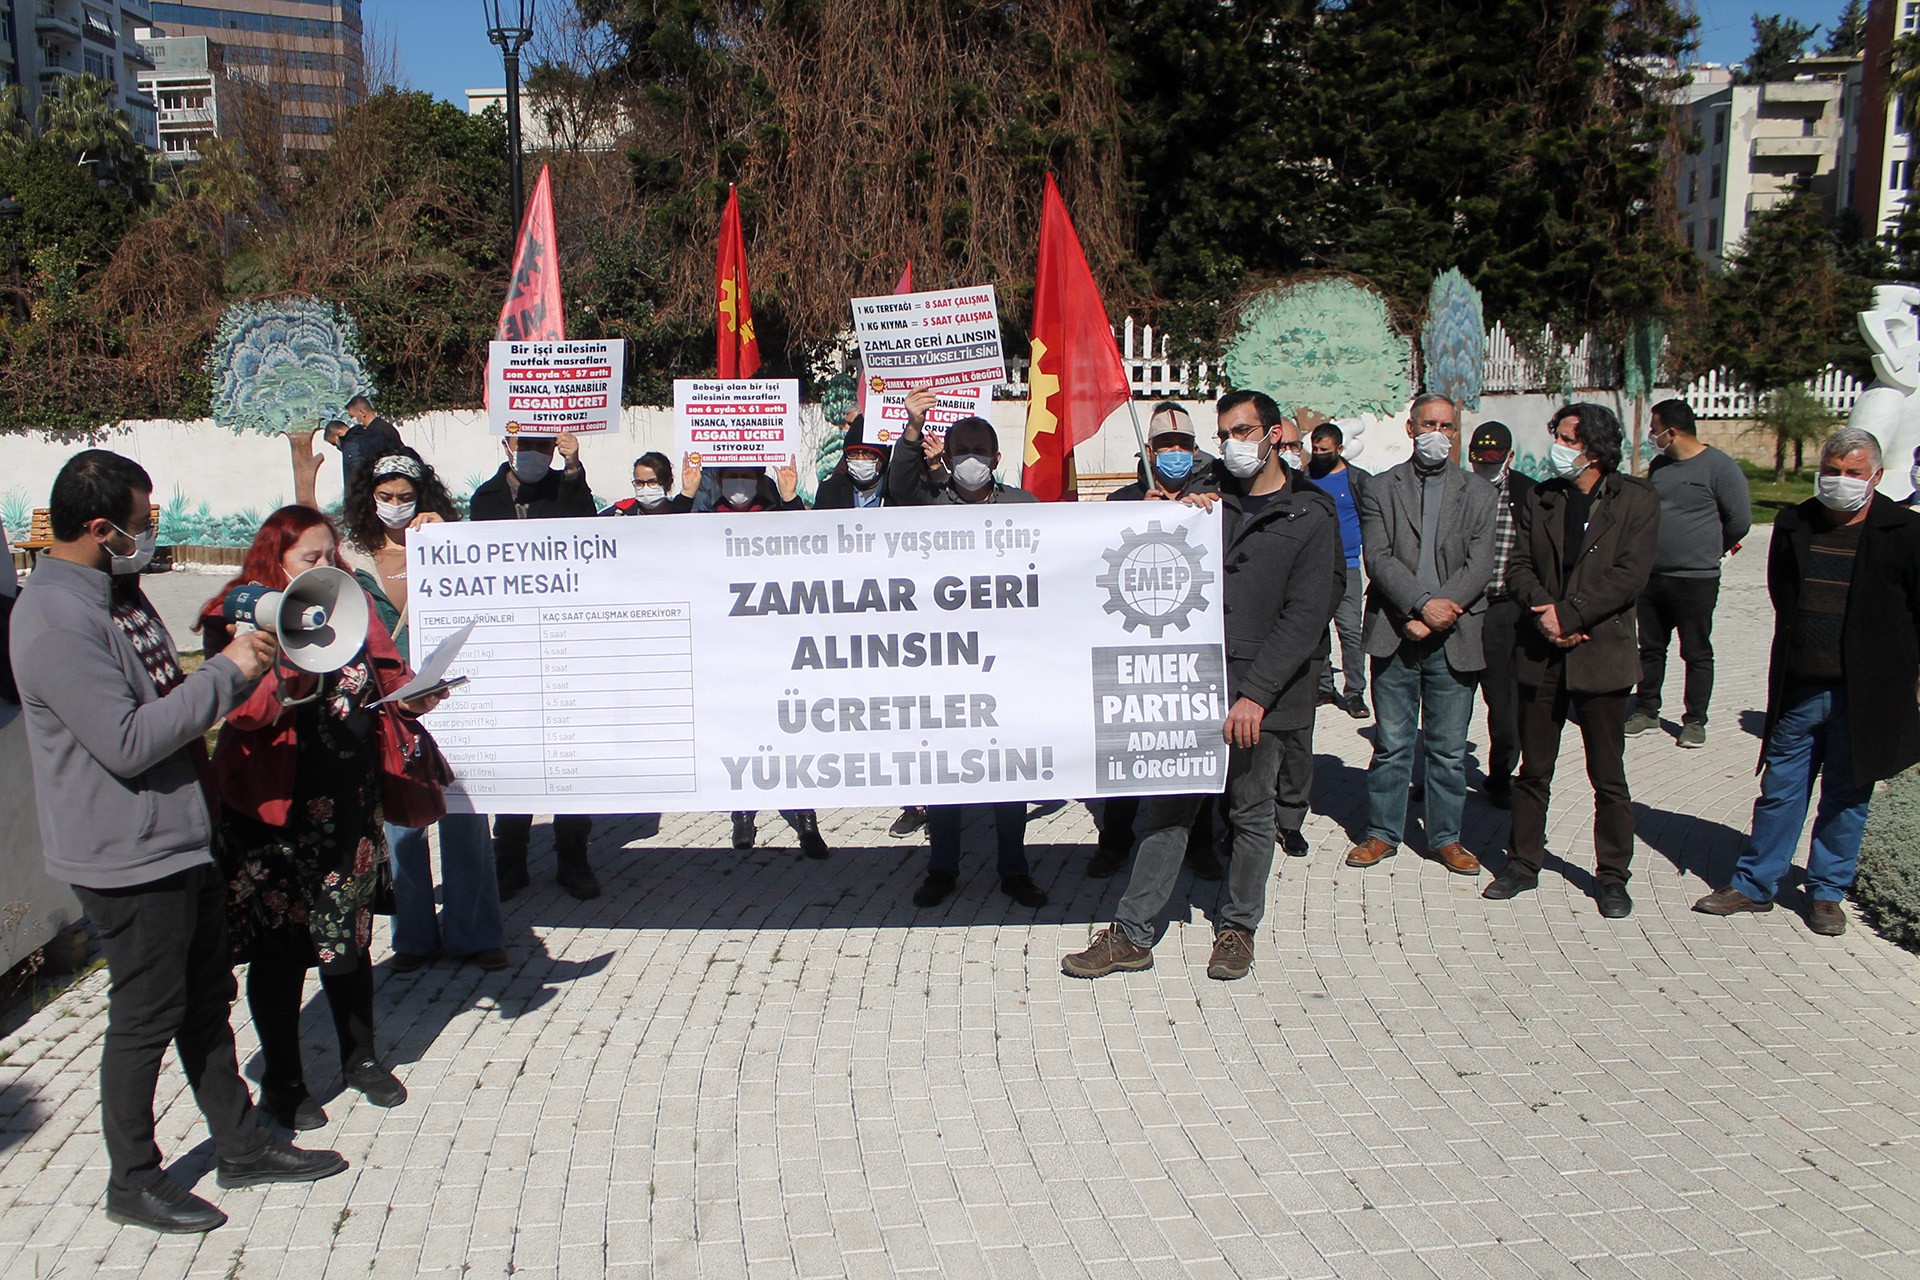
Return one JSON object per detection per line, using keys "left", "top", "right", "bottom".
{"left": 12, "top": 451, "right": 345, "bottom": 1233}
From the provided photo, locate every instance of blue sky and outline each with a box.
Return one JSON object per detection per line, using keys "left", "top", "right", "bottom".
{"left": 373, "top": 0, "right": 1862, "bottom": 109}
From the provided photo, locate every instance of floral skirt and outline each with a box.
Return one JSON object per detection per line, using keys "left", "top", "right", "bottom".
{"left": 219, "top": 795, "right": 389, "bottom": 974}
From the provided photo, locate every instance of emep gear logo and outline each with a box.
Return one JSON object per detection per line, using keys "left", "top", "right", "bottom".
{"left": 1096, "top": 521, "right": 1215, "bottom": 637}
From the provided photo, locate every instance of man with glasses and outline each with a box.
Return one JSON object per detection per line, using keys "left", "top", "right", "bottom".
{"left": 1346, "top": 394, "right": 1498, "bottom": 879}
{"left": 1483, "top": 404, "right": 1659, "bottom": 917}
{"left": 1065, "top": 389, "right": 1339, "bottom": 980}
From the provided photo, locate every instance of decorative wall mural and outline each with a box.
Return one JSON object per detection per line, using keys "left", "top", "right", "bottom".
{"left": 1222, "top": 276, "right": 1411, "bottom": 424}
{"left": 205, "top": 297, "right": 374, "bottom": 437}
{"left": 1420, "top": 268, "right": 1486, "bottom": 410}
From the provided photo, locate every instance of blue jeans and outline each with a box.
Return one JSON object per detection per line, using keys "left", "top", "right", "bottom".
{"left": 928, "top": 803, "right": 1029, "bottom": 879}
{"left": 387, "top": 812, "right": 504, "bottom": 957}
{"left": 1730, "top": 684, "right": 1873, "bottom": 904}
{"left": 1365, "top": 640, "right": 1476, "bottom": 849}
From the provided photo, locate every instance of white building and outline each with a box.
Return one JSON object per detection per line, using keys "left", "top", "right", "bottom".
{"left": 0, "top": 1, "right": 160, "bottom": 149}
{"left": 1673, "top": 56, "right": 1859, "bottom": 266}
{"left": 465, "top": 85, "right": 624, "bottom": 154}
{"left": 136, "top": 29, "right": 261, "bottom": 164}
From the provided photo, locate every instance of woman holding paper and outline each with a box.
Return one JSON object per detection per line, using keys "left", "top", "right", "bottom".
{"left": 341, "top": 453, "right": 508, "bottom": 977}
{"left": 197, "top": 507, "right": 443, "bottom": 1131}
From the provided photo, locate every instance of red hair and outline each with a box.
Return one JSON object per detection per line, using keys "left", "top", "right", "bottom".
{"left": 197, "top": 506, "right": 345, "bottom": 635}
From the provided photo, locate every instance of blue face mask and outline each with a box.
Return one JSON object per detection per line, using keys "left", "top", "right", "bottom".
{"left": 1154, "top": 450, "right": 1195, "bottom": 482}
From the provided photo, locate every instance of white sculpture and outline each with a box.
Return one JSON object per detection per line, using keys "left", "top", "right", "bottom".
{"left": 1850, "top": 285, "right": 1920, "bottom": 495}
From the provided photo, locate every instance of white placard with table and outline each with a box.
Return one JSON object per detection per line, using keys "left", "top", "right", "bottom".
{"left": 406, "top": 503, "right": 1228, "bottom": 813}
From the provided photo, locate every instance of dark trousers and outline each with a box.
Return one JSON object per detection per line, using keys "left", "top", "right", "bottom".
{"left": 246, "top": 954, "right": 376, "bottom": 1098}
{"left": 1634, "top": 573, "right": 1720, "bottom": 726}
{"left": 1317, "top": 572, "right": 1367, "bottom": 699}
{"left": 493, "top": 813, "right": 593, "bottom": 863}
{"left": 732, "top": 809, "right": 817, "bottom": 830}
{"left": 1508, "top": 657, "right": 1634, "bottom": 885}
{"left": 73, "top": 864, "right": 268, "bottom": 1196}
{"left": 928, "top": 802, "right": 1029, "bottom": 879}
{"left": 1478, "top": 596, "right": 1524, "bottom": 782}
{"left": 1272, "top": 721, "right": 1315, "bottom": 834}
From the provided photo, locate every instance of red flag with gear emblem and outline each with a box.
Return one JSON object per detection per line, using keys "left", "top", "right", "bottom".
{"left": 716, "top": 185, "right": 761, "bottom": 378}
{"left": 1022, "top": 174, "right": 1129, "bottom": 502}
{"left": 497, "top": 165, "right": 564, "bottom": 342}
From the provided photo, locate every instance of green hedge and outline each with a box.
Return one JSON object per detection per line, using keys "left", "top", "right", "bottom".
{"left": 1856, "top": 768, "right": 1920, "bottom": 951}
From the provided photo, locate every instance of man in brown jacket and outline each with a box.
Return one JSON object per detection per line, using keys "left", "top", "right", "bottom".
{"left": 1483, "top": 404, "right": 1660, "bottom": 918}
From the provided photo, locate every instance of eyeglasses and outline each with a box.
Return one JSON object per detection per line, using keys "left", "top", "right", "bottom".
{"left": 1412, "top": 422, "right": 1457, "bottom": 435}
{"left": 1217, "top": 423, "right": 1269, "bottom": 442}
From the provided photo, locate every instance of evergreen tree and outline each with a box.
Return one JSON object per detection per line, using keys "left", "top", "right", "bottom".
{"left": 1825, "top": 0, "right": 1867, "bottom": 56}
{"left": 1734, "top": 15, "right": 1820, "bottom": 84}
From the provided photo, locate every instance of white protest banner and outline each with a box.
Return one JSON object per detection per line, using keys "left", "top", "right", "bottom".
{"left": 408, "top": 503, "right": 1227, "bottom": 814}
{"left": 872, "top": 384, "right": 992, "bottom": 449}
{"left": 673, "top": 379, "right": 801, "bottom": 469}
{"left": 487, "top": 339, "right": 626, "bottom": 436}
{"left": 850, "top": 285, "right": 1004, "bottom": 392}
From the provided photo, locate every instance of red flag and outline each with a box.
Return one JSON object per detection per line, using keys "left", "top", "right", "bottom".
{"left": 497, "top": 165, "right": 564, "bottom": 342}
{"left": 856, "top": 259, "right": 913, "bottom": 416}
{"left": 716, "top": 185, "right": 760, "bottom": 377}
{"left": 1023, "top": 175, "right": 1129, "bottom": 502}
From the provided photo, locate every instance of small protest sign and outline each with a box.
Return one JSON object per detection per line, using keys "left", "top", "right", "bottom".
{"left": 487, "top": 339, "right": 625, "bottom": 436}
{"left": 850, "top": 285, "right": 1004, "bottom": 392}
{"left": 674, "top": 379, "right": 802, "bottom": 469}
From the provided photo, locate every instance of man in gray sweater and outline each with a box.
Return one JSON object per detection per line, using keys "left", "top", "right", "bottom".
{"left": 11, "top": 451, "right": 345, "bottom": 1234}
{"left": 1626, "top": 400, "right": 1752, "bottom": 749}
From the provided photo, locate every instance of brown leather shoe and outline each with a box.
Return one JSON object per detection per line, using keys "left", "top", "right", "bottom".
{"left": 1430, "top": 842, "right": 1481, "bottom": 875}
{"left": 1345, "top": 838, "right": 1396, "bottom": 868}
{"left": 1806, "top": 900, "right": 1847, "bottom": 936}
{"left": 1693, "top": 887, "right": 1773, "bottom": 915}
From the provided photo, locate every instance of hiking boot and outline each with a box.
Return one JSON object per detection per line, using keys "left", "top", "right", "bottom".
{"left": 1206, "top": 928, "right": 1254, "bottom": 980}
{"left": 1806, "top": 900, "right": 1847, "bottom": 936}
{"left": 1677, "top": 721, "right": 1707, "bottom": 749}
{"left": 731, "top": 811, "right": 756, "bottom": 851}
{"left": 1693, "top": 886, "right": 1773, "bottom": 915}
{"left": 1624, "top": 711, "right": 1661, "bottom": 736}
{"left": 911, "top": 871, "right": 955, "bottom": 908}
{"left": 889, "top": 807, "right": 927, "bottom": 837}
{"left": 1062, "top": 927, "right": 1154, "bottom": 978}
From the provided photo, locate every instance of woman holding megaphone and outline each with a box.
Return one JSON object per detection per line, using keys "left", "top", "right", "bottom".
{"left": 197, "top": 506, "right": 446, "bottom": 1132}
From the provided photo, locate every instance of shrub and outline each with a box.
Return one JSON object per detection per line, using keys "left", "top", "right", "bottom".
{"left": 1855, "top": 768, "right": 1920, "bottom": 951}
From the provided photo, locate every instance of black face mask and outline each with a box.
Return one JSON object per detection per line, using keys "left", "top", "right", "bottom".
{"left": 1306, "top": 455, "right": 1336, "bottom": 478}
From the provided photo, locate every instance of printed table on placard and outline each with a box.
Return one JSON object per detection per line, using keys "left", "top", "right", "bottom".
{"left": 415, "top": 602, "right": 695, "bottom": 807}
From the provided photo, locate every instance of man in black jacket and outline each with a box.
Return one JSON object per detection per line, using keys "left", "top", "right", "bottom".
{"left": 1483, "top": 404, "right": 1659, "bottom": 918}
{"left": 1696, "top": 427, "right": 1920, "bottom": 936}
{"left": 1065, "top": 388, "right": 1340, "bottom": 981}
{"left": 1467, "top": 422, "right": 1535, "bottom": 808}
{"left": 323, "top": 395, "right": 404, "bottom": 491}
{"left": 469, "top": 430, "right": 604, "bottom": 899}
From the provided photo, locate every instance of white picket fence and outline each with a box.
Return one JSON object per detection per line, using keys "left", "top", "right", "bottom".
{"left": 1679, "top": 365, "right": 1865, "bottom": 419}
{"left": 992, "top": 315, "right": 1865, "bottom": 417}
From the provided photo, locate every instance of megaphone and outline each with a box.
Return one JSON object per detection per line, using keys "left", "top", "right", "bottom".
{"left": 223, "top": 566, "right": 370, "bottom": 674}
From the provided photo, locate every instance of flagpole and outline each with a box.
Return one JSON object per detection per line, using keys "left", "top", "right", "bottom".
{"left": 1124, "top": 397, "right": 1159, "bottom": 491}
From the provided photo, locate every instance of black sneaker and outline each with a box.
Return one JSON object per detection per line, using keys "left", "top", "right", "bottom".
{"left": 556, "top": 855, "right": 600, "bottom": 901}
{"left": 1001, "top": 875, "right": 1048, "bottom": 909}
{"left": 343, "top": 1059, "right": 407, "bottom": 1108}
{"left": 105, "top": 1177, "right": 228, "bottom": 1233}
{"left": 912, "top": 872, "right": 955, "bottom": 908}
{"left": 888, "top": 807, "right": 927, "bottom": 838}
{"left": 1276, "top": 828, "right": 1310, "bottom": 858}
{"left": 215, "top": 1136, "right": 347, "bottom": 1190}
{"left": 259, "top": 1087, "right": 327, "bottom": 1132}
{"left": 1481, "top": 870, "right": 1537, "bottom": 901}
{"left": 731, "top": 812, "right": 756, "bottom": 851}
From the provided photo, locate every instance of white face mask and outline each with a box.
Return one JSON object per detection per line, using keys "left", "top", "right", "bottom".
{"left": 1219, "top": 432, "right": 1270, "bottom": 478}
{"left": 375, "top": 500, "right": 416, "bottom": 529}
{"left": 1413, "top": 430, "right": 1452, "bottom": 466}
{"left": 1278, "top": 444, "right": 1305, "bottom": 471}
{"left": 1815, "top": 472, "right": 1873, "bottom": 513}
{"left": 107, "top": 523, "right": 157, "bottom": 576}
{"left": 634, "top": 483, "right": 667, "bottom": 507}
{"left": 721, "top": 477, "right": 758, "bottom": 508}
{"left": 1548, "top": 440, "right": 1589, "bottom": 481}
{"left": 951, "top": 455, "right": 995, "bottom": 490}
{"left": 511, "top": 449, "right": 552, "bottom": 482}
{"left": 846, "top": 457, "right": 882, "bottom": 486}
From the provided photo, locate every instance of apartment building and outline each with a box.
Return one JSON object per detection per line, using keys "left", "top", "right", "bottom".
{"left": 0, "top": 1, "right": 162, "bottom": 149}
{"left": 142, "top": 1, "right": 362, "bottom": 150}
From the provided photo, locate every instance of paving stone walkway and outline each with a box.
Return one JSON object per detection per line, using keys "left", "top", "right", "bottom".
{"left": 2, "top": 524, "right": 1918, "bottom": 1278}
